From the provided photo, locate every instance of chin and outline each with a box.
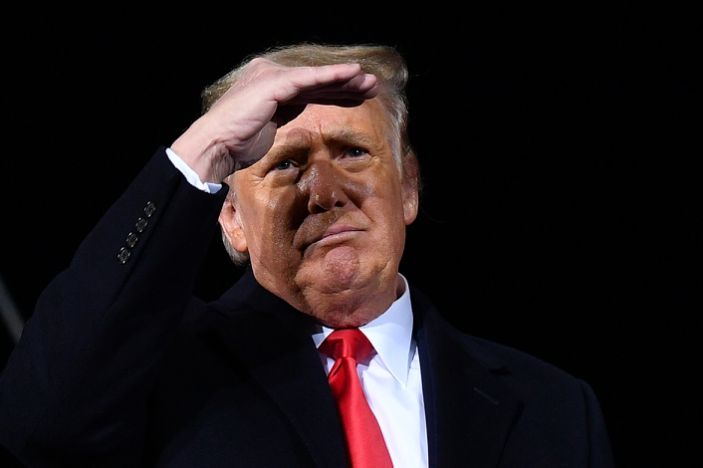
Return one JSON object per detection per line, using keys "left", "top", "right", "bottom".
{"left": 307, "top": 245, "right": 363, "bottom": 292}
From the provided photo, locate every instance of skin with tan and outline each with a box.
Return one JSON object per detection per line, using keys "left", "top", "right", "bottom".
{"left": 172, "top": 59, "right": 418, "bottom": 327}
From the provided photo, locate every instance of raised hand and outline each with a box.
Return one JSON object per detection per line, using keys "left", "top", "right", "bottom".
{"left": 171, "top": 58, "right": 378, "bottom": 183}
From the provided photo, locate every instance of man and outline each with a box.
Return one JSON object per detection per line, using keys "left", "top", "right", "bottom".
{"left": 0, "top": 44, "right": 613, "bottom": 467}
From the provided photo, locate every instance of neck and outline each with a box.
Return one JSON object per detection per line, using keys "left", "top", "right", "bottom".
{"left": 290, "top": 275, "right": 405, "bottom": 328}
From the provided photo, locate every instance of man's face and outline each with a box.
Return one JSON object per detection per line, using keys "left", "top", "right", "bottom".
{"left": 222, "top": 99, "right": 418, "bottom": 323}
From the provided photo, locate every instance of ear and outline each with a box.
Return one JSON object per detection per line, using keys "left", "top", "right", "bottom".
{"left": 401, "top": 153, "right": 420, "bottom": 225}
{"left": 219, "top": 196, "right": 249, "bottom": 254}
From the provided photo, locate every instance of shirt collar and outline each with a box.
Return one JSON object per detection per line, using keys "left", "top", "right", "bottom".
{"left": 312, "top": 274, "right": 414, "bottom": 385}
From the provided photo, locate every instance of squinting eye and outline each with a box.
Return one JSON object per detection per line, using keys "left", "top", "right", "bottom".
{"left": 274, "top": 160, "right": 294, "bottom": 171}
{"left": 345, "top": 147, "right": 368, "bottom": 157}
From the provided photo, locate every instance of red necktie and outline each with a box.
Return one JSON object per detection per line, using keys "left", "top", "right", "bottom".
{"left": 320, "top": 329, "right": 393, "bottom": 468}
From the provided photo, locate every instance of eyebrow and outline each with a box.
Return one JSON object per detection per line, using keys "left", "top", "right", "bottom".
{"left": 261, "top": 128, "right": 379, "bottom": 164}
{"left": 323, "top": 128, "right": 377, "bottom": 148}
{"left": 232, "top": 129, "right": 379, "bottom": 171}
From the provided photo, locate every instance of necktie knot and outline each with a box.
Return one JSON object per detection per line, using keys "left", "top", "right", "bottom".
{"left": 320, "top": 329, "right": 375, "bottom": 364}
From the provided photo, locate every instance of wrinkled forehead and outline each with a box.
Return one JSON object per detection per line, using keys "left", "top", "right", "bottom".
{"left": 271, "top": 99, "right": 393, "bottom": 150}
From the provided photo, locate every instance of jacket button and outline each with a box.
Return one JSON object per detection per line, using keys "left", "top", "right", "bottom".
{"left": 125, "top": 232, "right": 139, "bottom": 248}
{"left": 135, "top": 217, "right": 148, "bottom": 233}
{"left": 117, "top": 247, "right": 131, "bottom": 264}
{"left": 144, "top": 201, "right": 156, "bottom": 218}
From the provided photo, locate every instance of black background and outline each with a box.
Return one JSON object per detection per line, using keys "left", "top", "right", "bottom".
{"left": 1, "top": 6, "right": 699, "bottom": 467}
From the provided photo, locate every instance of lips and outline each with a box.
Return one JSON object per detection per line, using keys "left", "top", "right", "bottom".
{"left": 321, "top": 224, "right": 363, "bottom": 240}
{"left": 303, "top": 223, "right": 365, "bottom": 251}
{"left": 293, "top": 211, "right": 367, "bottom": 252}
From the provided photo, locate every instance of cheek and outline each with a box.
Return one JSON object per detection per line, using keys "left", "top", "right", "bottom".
{"left": 244, "top": 188, "right": 301, "bottom": 260}
{"left": 374, "top": 175, "right": 406, "bottom": 217}
{"left": 365, "top": 190, "right": 407, "bottom": 244}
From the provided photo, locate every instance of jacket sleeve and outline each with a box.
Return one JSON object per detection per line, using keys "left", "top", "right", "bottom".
{"left": 0, "top": 147, "right": 228, "bottom": 467}
{"left": 580, "top": 380, "right": 615, "bottom": 468}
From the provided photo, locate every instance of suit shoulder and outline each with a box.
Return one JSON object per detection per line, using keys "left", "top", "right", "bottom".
{"left": 411, "top": 286, "right": 586, "bottom": 393}
{"left": 469, "top": 334, "right": 578, "bottom": 382}
{"left": 449, "top": 328, "right": 589, "bottom": 402}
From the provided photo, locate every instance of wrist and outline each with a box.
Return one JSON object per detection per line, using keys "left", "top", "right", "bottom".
{"left": 171, "top": 117, "right": 233, "bottom": 183}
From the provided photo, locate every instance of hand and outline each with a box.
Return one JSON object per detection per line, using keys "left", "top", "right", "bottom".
{"left": 171, "top": 58, "right": 378, "bottom": 183}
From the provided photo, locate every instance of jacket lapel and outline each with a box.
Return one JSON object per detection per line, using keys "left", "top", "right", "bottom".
{"left": 413, "top": 289, "right": 523, "bottom": 467}
{"left": 211, "top": 270, "right": 348, "bottom": 468}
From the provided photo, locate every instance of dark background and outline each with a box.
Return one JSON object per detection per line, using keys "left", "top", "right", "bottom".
{"left": 1, "top": 6, "right": 699, "bottom": 467}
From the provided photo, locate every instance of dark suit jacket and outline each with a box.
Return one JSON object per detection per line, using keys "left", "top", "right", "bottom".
{"left": 0, "top": 148, "right": 613, "bottom": 467}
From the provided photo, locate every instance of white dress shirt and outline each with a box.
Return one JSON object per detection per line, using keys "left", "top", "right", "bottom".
{"left": 312, "top": 276, "right": 428, "bottom": 468}
{"left": 167, "top": 148, "right": 429, "bottom": 467}
{"left": 165, "top": 148, "right": 223, "bottom": 194}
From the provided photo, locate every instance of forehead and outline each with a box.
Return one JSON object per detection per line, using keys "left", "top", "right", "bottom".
{"left": 272, "top": 98, "right": 390, "bottom": 148}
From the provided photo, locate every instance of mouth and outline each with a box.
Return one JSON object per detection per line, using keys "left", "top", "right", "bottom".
{"left": 306, "top": 224, "right": 365, "bottom": 251}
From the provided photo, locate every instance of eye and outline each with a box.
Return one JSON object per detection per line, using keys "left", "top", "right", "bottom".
{"left": 344, "top": 147, "right": 369, "bottom": 158}
{"left": 273, "top": 160, "right": 295, "bottom": 171}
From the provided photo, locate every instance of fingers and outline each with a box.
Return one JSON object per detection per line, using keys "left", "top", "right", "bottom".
{"left": 271, "top": 63, "right": 379, "bottom": 103}
{"left": 286, "top": 62, "right": 363, "bottom": 88}
{"left": 283, "top": 74, "right": 379, "bottom": 108}
{"left": 333, "top": 72, "right": 379, "bottom": 96}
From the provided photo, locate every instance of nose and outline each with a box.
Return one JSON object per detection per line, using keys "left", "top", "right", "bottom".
{"left": 302, "top": 160, "right": 349, "bottom": 214}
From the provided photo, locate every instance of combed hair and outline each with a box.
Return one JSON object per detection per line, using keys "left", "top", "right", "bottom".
{"left": 204, "top": 44, "right": 416, "bottom": 265}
